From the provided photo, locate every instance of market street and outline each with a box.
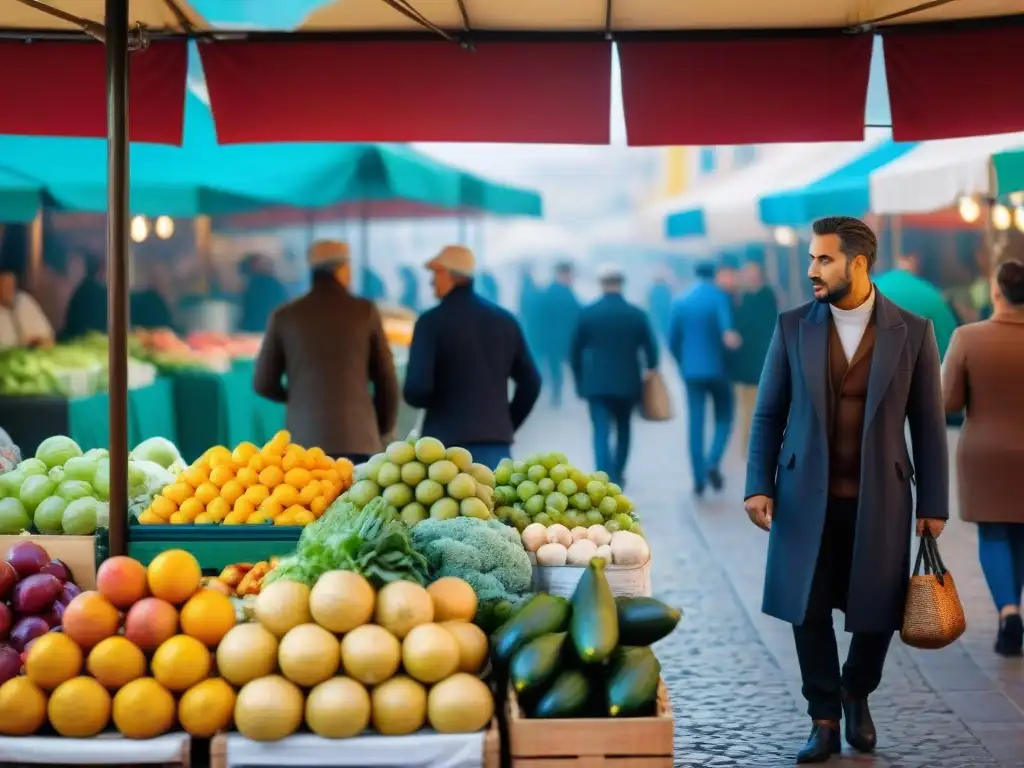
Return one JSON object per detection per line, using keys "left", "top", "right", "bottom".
{"left": 514, "top": 377, "right": 1024, "bottom": 768}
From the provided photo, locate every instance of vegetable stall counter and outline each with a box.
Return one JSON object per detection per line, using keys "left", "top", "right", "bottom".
{"left": 0, "top": 379, "right": 176, "bottom": 458}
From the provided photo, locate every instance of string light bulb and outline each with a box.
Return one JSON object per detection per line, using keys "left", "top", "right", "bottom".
{"left": 130, "top": 216, "right": 149, "bottom": 243}
{"left": 772, "top": 226, "right": 797, "bottom": 247}
{"left": 1014, "top": 206, "right": 1024, "bottom": 233}
{"left": 957, "top": 196, "right": 981, "bottom": 224}
{"left": 1010, "top": 192, "right": 1024, "bottom": 207}
{"left": 992, "top": 203, "right": 1012, "bottom": 231}
{"left": 154, "top": 216, "right": 175, "bottom": 240}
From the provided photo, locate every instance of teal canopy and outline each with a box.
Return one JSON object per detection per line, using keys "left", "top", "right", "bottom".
{"left": 994, "top": 147, "right": 1024, "bottom": 196}
{"left": 0, "top": 94, "right": 541, "bottom": 219}
{"left": 0, "top": 167, "right": 43, "bottom": 223}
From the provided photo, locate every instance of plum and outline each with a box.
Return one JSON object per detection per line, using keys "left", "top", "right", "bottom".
{"left": 0, "top": 602, "right": 10, "bottom": 640}
{"left": 9, "top": 616, "right": 49, "bottom": 652}
{"left": 11, "top": 573, "right": 62, "bottom": 615}
{"left": 0, "top": 561, "right": 15, "bottom": 601}
{"left": 41, "top": 601, "right": 65, "bottom": 628}
{"left": 5, "top": 540, "right": 50, "bottom": 578}
{"left": 59, "top": 582, "right": 81, "bottom": 606}
{"left": 0, "top": 644, "right": 20, "bottom": 684}
{"left": 39, "top": 559, "right": 72, "bottom": 583}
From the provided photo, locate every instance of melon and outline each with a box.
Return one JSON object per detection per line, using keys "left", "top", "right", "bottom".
{"left": 428, "top": 673, "right": 494, "bottom": 733}
{"left": 277, "top": 624, "right": 340, "bottom": 688}
{"left": 309, "top": 571, "right": 375, "bottom": 633}
{"left": 216, "top": 624, "right": 279, "bottom": 687}
{"left": 305, "top": 677, "right": 371, "bottom": 739}
{"left": 401, "top": 623, "right": 460, "bottom": 684}
{"left": 340, "top": 624, "right": 401, "bottom": 686}
{"left": 254, "top": 580, "right": 311, "bottom": 638}
{"left": 234, "top": 675, "right": 304, "bottom": 742}
{"left": 375, "top": 581, "right": 433, "bottom": 639}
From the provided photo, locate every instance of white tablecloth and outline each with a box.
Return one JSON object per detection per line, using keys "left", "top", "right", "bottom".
{"left": 0, "top": 733, "right": 189, "bottom": 764}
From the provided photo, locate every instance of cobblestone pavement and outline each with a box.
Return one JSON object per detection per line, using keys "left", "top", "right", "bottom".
{"left": 515, "top": 379, "right": 1024, "bottom": 768}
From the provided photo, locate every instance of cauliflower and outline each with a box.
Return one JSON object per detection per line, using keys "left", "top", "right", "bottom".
{"left": 411, "top": 517, "right": 534, "bottom": 631}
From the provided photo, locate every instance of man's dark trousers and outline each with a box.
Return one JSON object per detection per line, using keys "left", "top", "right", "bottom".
{"left": 793, "top": 496, "right": 893, "bottom": 721}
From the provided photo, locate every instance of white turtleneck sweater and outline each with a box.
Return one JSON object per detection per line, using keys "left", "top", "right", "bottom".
{"left": 828, "top": 287, "right": 875, "bottom": 362}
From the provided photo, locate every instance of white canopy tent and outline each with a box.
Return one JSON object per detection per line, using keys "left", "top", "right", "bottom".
{"left": 869, "top": 132, "right": 1024, "bottom": 214}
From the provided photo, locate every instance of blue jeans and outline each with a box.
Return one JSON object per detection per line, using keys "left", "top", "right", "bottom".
{"left": 684, "top": 378, "right": 734, "bottom": 485}
{"left": 587, "top": 397, "right": 634, "bottom": 486}
{"left": 978, "top": 522, "right": 1024, "bottom": 610}
{"left": 463, "top": 443, "right": 512, "bottom": 470}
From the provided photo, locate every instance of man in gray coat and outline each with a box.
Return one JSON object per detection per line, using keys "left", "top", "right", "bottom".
{"left": 254, "top": 240, "right": 399, "bottom": 463}
{"left": 744, "top": 216, "right": 948, "bottom": 763}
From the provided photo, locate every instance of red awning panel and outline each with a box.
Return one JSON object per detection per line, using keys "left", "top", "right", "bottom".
{"left": 883, "top": 25, "right": 1024, "bottom": 141}
{"left": 200, "top": 40, "right": 612, "bottom": 145}
{"left": 618, "top": 35, "right": 873, "bottom": 146}
{"left": 0, "top": 40, "right": 187, "bottom": 144}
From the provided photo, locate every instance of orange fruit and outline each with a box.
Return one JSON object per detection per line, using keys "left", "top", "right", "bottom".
{"left": 180, "top": 589, "right": 236, "bottom": 647}
{"left": 259, "top": 465, "right": 284, "bottom": 488}
{"left": 25, "top": 633, "right": 83, "bottom": 691}
{"left": 262, "top": 452, "right": 283, "bottom": 467}
{"left": 62, "top": 591, "right": 120, "bottom": 649}
{"left": 284, "top": 504, "right": 307, "bottom": 519}
{"left": 293, "top": 509, "right": 315, "bottom": 526}
{"left": 209, "top": 454, "right": 236, "bottom": 471}
{"left": 205, "top": 445, "right": 231, "bottom": 462}
{"left": 324, "top": 468, "right": 341, "bottom": 485}
{"left": 209, "top": 465, "right": 235, "bottom": 487}
{"left": 232, "top": 441, "right": 259, "bottom": 463}
{"left": 235, "top": 467, "right": 258, "bottom": 488}
{"left": 274, "top": 512, "right": 295, "bottom": 525}
{"left": 272, "top": 484, "right": 300, "bottom": 506}
{"left": 179, "top": 497, "right": 205, "bottom": 521}
{"left": 151, "top": 635, "right": 211, "bottom": 692}
{"left": 248, "top": 454, "right": 267, "bottom": 472}
{"left": 147, "top": 549, "right": 202, "bottom": 605}
{"left": 281, "top": 451, "right": 302, "bottom": 473}
{"left": 195, "top": 511, "right": 216, "bottom": 524}
{"left": 310, "top": 469, "right": 326, "bottom": 480}
{"left": 48, "top": 677, "right": 111, "bottom": 737}
{"left": 87, "top": 636, "right": 147, "bottom": 690}
{"left": 0, "top": 677, "right": 47, "bottom": 735}
{"left": 317, "top": 454, "right": 335, "bottom": 470}
{"left": 307, "top": 446, "right": 326, "bottom": 463}
{"left": 207, "top": 497, "right": 231, "bottom": 521}
{"left": 194, "top": 482, "right": 219, "bottom": 505}
{"left": 223, "top": 510, "right": 247, "bottom": 525}
{"left": 246, "top": 513, "right": 269, "bottom": 524}
{"left": 244, "top": 484, "right": 271, "bottom": 506}
{"left": 169, "top": 511, "right": 191, "bottom": 524}
{"left": 311, "top": 496, "right": 328, "bottom": 517}
{"left": 298, "top": 480, "right": 323, "bottom": 505}
{"left": 259, "top": 497, "right": 284, "bottom": 518}
{"left": 138, "top": 509, "right": 163, "bottom": 524}
{"left": 181, "top": 465, "right": 208, "bottom": 488}
{"left": 284, "top": 467, "right": 312, "bottom": 488}
{"left": 271, "top": 430, "right": 291, "bottom": 449}
{"left": 150, "top": 495, "right": 176, "bottom": 520}
{"left": 321, "top": 480, "right": 337, "bottom": 499}
{"left": 233, "top": 496, "right": 256, "bottom": 517}
{"left": 220, "top": 479, "right": 244, "bottom": 505}
{"left": 113, "top": 677, "right": 175, "bottom": 739}
{"left": 179, "top": 678, "right": 236, "bottom": 737}
{"left": 301, "top": 452, "right": 319, "bottom": 471}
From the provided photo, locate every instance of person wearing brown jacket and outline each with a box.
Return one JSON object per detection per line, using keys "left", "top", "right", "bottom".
{"left": 253, "top": 240, "right": 399, "bottom": 464}
{"left": 942, "top": 258, "right": 1024, "bottom": 656}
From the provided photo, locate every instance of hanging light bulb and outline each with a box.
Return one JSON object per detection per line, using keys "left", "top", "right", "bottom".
{"left": 992, "top": 203, "right": 1012, "bottom": 231}
{"left": 1010, "top": 191, "right": 1024, "bottom": 207}
{"left": 130, "top": 216, "right": 149, "bottom": 243}
{"left": 154, "top": 216, "right": 175, "bottom": 240}
{"left": 1014, "top": 206, "right": 1024, "bottom": 233}
{"left": 957, "top": 196, "right": 981, "bottom": 223}
{"left": 772, "top": 226, "right": 797, "bottom": 247}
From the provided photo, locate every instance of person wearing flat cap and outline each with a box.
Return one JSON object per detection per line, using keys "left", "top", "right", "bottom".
{"left": 253, "top": 240, "right": 399, "bottom": 464}
{"left": 569, "top": 265, "right": 659, "bottom": 487}
{"left": 403, "top": 245, "right": 541, "bottom": 468}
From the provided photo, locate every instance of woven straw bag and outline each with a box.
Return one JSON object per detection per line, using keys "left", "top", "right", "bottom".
{"left": 900, "top": 530, "right": 967, "bottom": 650}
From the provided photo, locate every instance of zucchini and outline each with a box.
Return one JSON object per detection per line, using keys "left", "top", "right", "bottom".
{"left": 615, "top": 596, "right": 682, "bottom": 646}
{"left": 606, "top": 646, "right": 661, "bottom": 716}
{"left": 530, "top": 670, "right": 592, "bottom": 718}
{"left": 493, "top": 594, "right": 571, "bottom": 662}
{"left": 510, "top": 632, "right": 568, "bottom": 693}
{"left": 569, "top": 558, "right": 618, "bottom": 663}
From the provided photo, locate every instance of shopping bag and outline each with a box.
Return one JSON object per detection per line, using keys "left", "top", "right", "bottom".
{"left": 640, "top": 370, "right": 673, "bottom": 422}
{"left": 900, "top": 530, "right": 967, "bottom": 650}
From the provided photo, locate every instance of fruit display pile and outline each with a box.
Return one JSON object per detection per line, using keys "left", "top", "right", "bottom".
{"left": 138, "top": 431, "right": 354, "bottom": 526}
{"left": 521, "top": 523, "right": 651, "bottom": 567}
{"left": 344, "top": 438, "right": 498, "bottom": 527}
{"left": 233, "top": 572, "right": 494, "bottom": 740}
{"left": 207, "top": 560, "right": 279, "bottom": 597}
{"left": 0, "top": 546, "right": 241, "bottom": 739}
{"left": 496, "top": 558, "right": 680, "bottom": 718}
{"left": 0, "top": 340, "right": 156, "bottom": 397}
{"left": 492, "top": 454, "right": 642, "bottom": 536}
{"left": 130, "top": 329, "right": 262, "bottom": 374}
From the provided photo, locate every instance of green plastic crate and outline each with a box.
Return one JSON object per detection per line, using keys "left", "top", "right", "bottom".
{"left": 127, "top": 525, "right": 301, "bottom": 571}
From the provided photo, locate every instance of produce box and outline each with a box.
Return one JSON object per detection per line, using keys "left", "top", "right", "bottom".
{"left": 0, "top": 732, "right": 191, "bottom": 765}
{"left": 0, "top": 534, "right": 100, "bottom": 590}
{"left": 506, "top": 680, "right": 673, "bottom": 767}
{"left": 209, "top": 720, "right": 499, "bottom": 768}
{"left": 530, "top": 558, "right": 652, "bottom": 599}
{"left": 128, "top": 525, "right": 300, "bottom": 571}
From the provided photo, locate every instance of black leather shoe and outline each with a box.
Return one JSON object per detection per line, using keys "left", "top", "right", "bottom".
{"left": 995, "top": 613, "right": 1023, "bottom": 657}
{"left": 796, "top": 723, "right": 841, "bottom": 763}
{"left": 693, "top": 483, "right": 706, "bottom": 497}
{"left": 841, "top": 697, "right": 877, "bottom": 753}
{"left": 708, "top": 467, "right": 724, "bottom": 491}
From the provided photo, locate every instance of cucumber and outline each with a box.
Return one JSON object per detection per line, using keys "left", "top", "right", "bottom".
{"left": 615, "top": 596, "right": 682, "bottom": 646}
{"left": 493, "top": 594, "right": 571, "bottom": 662}
{"left": 606, "top": 646, "right": 661, "bottom": 716}
{"left": 510, "top": 632, "right": 568, "bottom": 693}
{"left": 530, "top": 670, "right": 592, "bottom": 718}
{"left": 569, "top": 558, "right": 618, "bottom": 663}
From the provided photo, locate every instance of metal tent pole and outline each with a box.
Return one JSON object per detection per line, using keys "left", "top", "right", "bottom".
{"left": 105, "top": 0, "right": 130, "bottom": 557}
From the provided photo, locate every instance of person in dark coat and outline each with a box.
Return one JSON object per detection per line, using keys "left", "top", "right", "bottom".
{"left": 728, "top": 260, "right": 779, "bottom": 456}
{"left": 535, "top": 262, "right": 582, "bottom": 409}
{"left": 668, "top": 261, "right": 739, "bottom": 495}
{"left": 62, "top": 252, "right": 108, "bottom": 340}
{"left": 570, "top": 265, "right": 659, "bottom": 486}
{"left": 238, "top": 254, "right": 289, "bottom": 334}
{"left": 404, "top": 246, "right": 541, "bottom": 469}
{"left": 744, "top": 216, "right": 948, "bottom": 763}
{"left": 254, "top": 240, "right": 399, "bottom": 464}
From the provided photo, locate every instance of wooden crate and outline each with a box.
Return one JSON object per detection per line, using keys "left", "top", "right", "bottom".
{"left": 0, "top": 534, "right": 98, "bottom": 589}
{"left": 506, "top": 679, "right": 673, "bottom": 767}
{"left": 209, "top": 719, "right": 500, "bottom": 768}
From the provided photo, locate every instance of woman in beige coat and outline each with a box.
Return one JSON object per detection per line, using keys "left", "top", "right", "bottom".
{"left": 943, "top": 259, "right": 1024, "bottom": 656}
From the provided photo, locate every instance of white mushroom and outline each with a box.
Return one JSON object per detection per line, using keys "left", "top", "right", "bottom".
{"left": 566, "top": 539, "right": 599, "bottom": 566}
{"left": 536, "top": 542, "right": 568, "bottom": 566}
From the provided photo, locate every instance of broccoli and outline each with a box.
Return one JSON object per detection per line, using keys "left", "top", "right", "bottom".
{"left": 411, "top": 517, "right": 533, "bottom": 631}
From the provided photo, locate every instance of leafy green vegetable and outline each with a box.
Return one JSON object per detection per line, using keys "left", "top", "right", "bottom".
{"left": 266, "top": 496, "right": 429, "bottom": 588}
